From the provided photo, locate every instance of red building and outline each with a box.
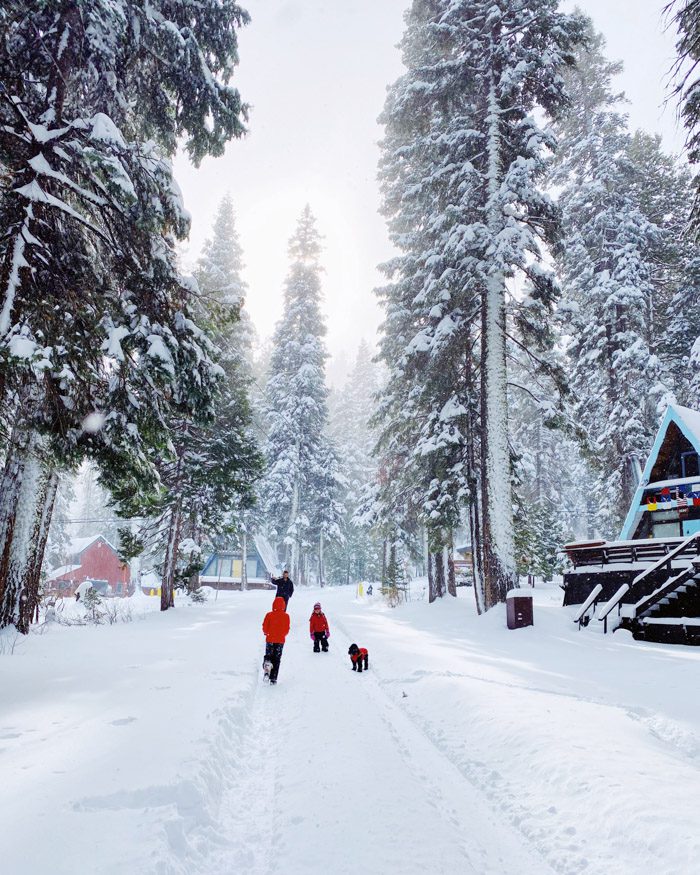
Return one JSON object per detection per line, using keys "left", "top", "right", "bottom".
{"left": 45, "top": 535, "right": 130, "bottom": 597}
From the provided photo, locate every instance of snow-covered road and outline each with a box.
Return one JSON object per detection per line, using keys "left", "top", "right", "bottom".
{"left": 2, "top": 584, "right": 700, "bottom": 874}
{"left": 204, "top": 600, "right": 554, "bottom": 875}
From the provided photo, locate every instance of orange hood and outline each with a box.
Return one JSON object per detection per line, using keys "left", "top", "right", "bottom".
{"left": 272, "top": 596, "right": 286, "bottom": 612}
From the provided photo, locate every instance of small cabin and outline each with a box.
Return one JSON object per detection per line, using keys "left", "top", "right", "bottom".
{"left": 45, "top": 535, "right": 131, "bottom": 597}
{"left": 618, "top": 405, "right": 700, "bottom": 540}
{"left": 563, "top": 404, "right": 700, "bottom": 645}
{"left": 200, "top": 534, "right": 277, "bottom": 590}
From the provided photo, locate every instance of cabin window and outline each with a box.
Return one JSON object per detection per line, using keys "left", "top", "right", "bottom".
{"left": 213, "top": 557, "right": 233, "bottom": 577}
{"left": 651, "top": 510, "right": 682, "bottom": 538}
{"left": 681, "top": 451, "right": 700, "bottom": 478}
{"left": 653, "top": 520, "right": 682, "bottom": 538}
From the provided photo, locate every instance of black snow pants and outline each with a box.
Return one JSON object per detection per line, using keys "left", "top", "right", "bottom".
{"left": 264, "top": 642, "right": 284, "bottom": 683}
{"left": 313, "top": 632, "right": 329, "bottom": 652}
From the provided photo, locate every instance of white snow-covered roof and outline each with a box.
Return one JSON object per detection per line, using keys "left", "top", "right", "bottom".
{"left": 671, "top": 404, "right": 700, "bottom": 448}
{"left": 68, "top": 534, "right": 118, "bottom": 556}
{"left": 643, "top": 476, "right": 700, "bottom": 490}
{"left": 46, "top": 564, "right": 81, "bottom": 581}
{"left": 254, "top": 535, "right": 279, "bottom": 575}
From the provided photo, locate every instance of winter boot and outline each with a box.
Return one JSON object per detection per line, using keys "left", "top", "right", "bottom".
{"left": 263, "top": 660, "right": 273, "bottom": 682}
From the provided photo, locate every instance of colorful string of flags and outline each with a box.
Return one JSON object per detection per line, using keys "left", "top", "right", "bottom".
{"left": 644, "top": 484, "right": 700, "bottom": 511}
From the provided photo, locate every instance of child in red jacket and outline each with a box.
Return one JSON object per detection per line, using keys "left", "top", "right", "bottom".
{"left": 262, "top": 596, "right": 290, "bottom": 684}
{"left": 348, "top": 643, "right": 369, "bottom": 672}
{"left": 309, "top": 602, "right": 330, "bottom": 652}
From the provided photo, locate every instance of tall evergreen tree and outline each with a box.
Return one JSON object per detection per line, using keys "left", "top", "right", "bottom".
{"left": 119, "top": 194, "right": 261, "bottom": 608}
{"left": 666, "top": 0, "right": 700, "bottom": 232}
{"left": 0, "top": 0, "right": 250, "bottom": 627}
{"left": 260, "top": 207, "right": 338, "bottom": 583}
{"left": 376, "top": 0, "right": 583, "bottom": 610}
{"left": 327, "top": 341, "right": 381, "bottom": 584}
{"left": 552, "top": 21, "right": 674, "bottom": 536}
{"left": 192, "top": 193, "right": 260, "bottom": 586}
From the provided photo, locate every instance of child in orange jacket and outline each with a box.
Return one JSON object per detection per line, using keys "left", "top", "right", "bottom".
{"left": 262, "top": 596, "right": 290, "bottom": 684}
{"left": 309, "top": 602, "right": 330, "bottom": 652}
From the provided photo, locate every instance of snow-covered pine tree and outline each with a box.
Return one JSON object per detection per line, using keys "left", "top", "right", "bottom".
{"left": 260, "top": 207, "right": 337, "bottom": 584}
{"left": 376, "top": 0, "right": 583, "bottom": 610}
{"left": 552, "top": 21, "right": 672, "bottom": 536}
{"left": 439, "top": 0, "right": 582, "bottom": 608}
{"left": 308, "top": 437, "right": 345, "bottom": 586}
{"left": 375, "top": 0, "right": 472, "bottom": 604}
{"left": 117, "top": 390, "right": 261, "bottom": 609}
{"left": 0, "top": 0, "right": 250, "bottom": 628}
{"left": 188, "top": 193, "right": 261, "bottom": 593}
{"left": 623, "top": 131, "right": 700, "bottom": 407}
{"left": 327, "top": 341, "right": 382, "bottom": 585}
{"left": 44, "top": 472, "right": 76, "bottom": 572}
{"left": 194, "top": 193, "right": 253, "bottom": 370}
{"left": 666, "top": 0, "right": 700, "bottom": 232}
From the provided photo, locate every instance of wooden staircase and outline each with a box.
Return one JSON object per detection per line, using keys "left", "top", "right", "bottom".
{"left": 619, "top": 560, "right": 700, "bottom": 645}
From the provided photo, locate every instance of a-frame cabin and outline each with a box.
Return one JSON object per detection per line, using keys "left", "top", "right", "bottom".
{"left": 619, "top": 404, "right": 700, "bottom": 541}
{"left": 564, "top": 404, "right": 700, "bottom": 645}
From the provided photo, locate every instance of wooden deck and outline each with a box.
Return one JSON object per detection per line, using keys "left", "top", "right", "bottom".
{"left": 562, "top": 535, "right": 700, "bottom": 606}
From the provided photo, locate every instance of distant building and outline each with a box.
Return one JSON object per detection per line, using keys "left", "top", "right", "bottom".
{"left": 45, "top": 535, "right": 130, "bottom": 597}
{"left": 200, "top": 535, "right": 277, "bottom": 590}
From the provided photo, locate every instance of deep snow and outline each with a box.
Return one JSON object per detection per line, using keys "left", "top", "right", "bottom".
{"left": 1, "top": 583, "right": 699, "bottom": 874}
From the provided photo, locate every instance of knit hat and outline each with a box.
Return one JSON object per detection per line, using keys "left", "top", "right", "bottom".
{"left": 313, "top": 602, "right": 321, "bottom": 610}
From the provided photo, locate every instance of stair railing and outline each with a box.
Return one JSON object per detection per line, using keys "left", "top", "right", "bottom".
{"left": 573, "top": 583, "right": 603, "bottom": 630}
{"left": 597, "top": 584, "right": 630, "bottom": 634}
{"left": 632, "top": 531, "right": 700, "bottom": 589}
{"left": 632, "top": 565, "right": 699, "bottom": 619}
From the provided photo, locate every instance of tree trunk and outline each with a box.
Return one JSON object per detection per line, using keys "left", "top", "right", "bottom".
{"left": 434, "top": 549, "right": 446, "bottom": 599}
{"left": 479, "top": 72, "right": 517, "bottom": 611}
{"left": 318, "top": 532, "right": 324, "bottom": 587}
{"left": 287, "top": 441, "right": 301, "bottom": 583}
{"left": 447, "top": 535, "right": 457, "bottom": 598}
{"left": 427, "top": 550, "right": 436, "bottom": 603}
{"left": 1, "top": 442, "right": 42, "bottom": 628}
{"left": 381, "top": 537, "right": 388, "bottom": 588}
{"left": 241, "top": 528, "right": 248, "bottom": 591}
{"left": 162, "top": 502, "right": 182, "bottom": 612}
{"left": 0, "top": 428, "right": 32, "bottom": 626}
{"left": 17, "top": 467, "right": 59, "bottom": 633}
{"left": 187, "top": 511, "right": 201, "bottom": 594}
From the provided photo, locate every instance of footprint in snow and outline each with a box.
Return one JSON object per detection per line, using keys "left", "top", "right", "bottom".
{"left": 110, "top": 717, "right": 137, "bottom": 726}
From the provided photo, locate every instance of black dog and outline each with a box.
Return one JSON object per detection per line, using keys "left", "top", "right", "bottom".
{"left": 348, "top": 643, "right": 369, "bottom": 672}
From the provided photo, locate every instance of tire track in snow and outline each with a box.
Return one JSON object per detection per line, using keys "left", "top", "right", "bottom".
{"left": 330, "top": 610, "right": 563, "bottom": 875}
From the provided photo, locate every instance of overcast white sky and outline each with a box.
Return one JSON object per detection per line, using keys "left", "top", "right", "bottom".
{"left": 174, "top": 0, "right": 685, "bottom": 385}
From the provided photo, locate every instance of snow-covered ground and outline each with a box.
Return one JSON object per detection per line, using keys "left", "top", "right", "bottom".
{"left": 1, "top": 583, "right": 699, "bottom": 874}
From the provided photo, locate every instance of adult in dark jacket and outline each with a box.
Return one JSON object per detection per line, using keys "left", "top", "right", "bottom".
{"left": 272, "top": 570, "right": 294, "bottom": 606}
